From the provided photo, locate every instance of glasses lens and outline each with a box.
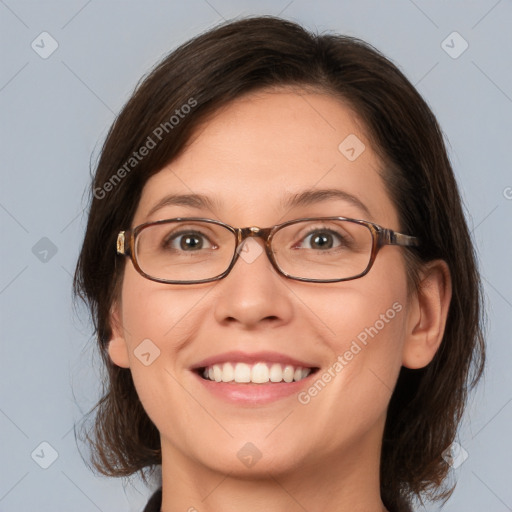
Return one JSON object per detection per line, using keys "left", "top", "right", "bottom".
{"left": 135, "top": 220, "right": 236, "bottom": 282}
{"left": 272, "top": 219, "right": 373, "bottom": 280}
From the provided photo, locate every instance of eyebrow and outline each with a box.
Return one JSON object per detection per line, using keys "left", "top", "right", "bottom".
{"left": 280, "top": 188, "right": 373, "bottom": 220}
{"left": 146, "top": 193, "right": 220, "bottom": 218}
{"left": 146, "top": 188, "right": 372, "bottom": 220}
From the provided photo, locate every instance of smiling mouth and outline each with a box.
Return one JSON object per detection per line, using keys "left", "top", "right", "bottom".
{"left": 195, "top": 362, "right": 320, "bottom": 384}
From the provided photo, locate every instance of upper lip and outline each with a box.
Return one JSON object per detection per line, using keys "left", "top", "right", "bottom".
{"left": 190, "top": 351, "right": 319, "bottom": 370}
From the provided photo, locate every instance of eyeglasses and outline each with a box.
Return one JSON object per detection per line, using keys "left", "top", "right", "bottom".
{"left": 116, "top": 217, "right": 419, "bottom": 284}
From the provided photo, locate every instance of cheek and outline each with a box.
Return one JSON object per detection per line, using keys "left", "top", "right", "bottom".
{"left": 117, "top": 269, "right": 207, "bottom": 407}
{"left": 306, "top": 248, "right": 407, "bottom": 350}
{"left": 119, "top": 267, "right": 207, "bottom": 350}
{"left": 309, "top": 281, "right": 406, "bottom": 385}
{"left": 295, "top": 257, "right": 408, "bottom": 430}
{"left": 336, "top": 260, "right": 407, "bottom": 377}
{"left": 116, "top": 273, "right": 207, "bottom": 435}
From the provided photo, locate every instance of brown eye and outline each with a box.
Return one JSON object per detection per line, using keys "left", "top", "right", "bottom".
{"left": 296, "top": 229, "right": 346, "bottom": 250}
{"left": 164, "top": 230, "right": 213, "bottom": 251}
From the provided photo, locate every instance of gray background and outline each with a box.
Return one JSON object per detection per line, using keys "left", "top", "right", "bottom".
{"left": 1, "top": 1, "right": 511, "bottom": 510}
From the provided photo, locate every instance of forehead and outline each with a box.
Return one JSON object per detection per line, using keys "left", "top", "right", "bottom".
{"left": 134, "top": 89, "right": 399, "bottom": 228}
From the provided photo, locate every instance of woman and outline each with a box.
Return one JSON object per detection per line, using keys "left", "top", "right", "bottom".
{"left": 74, "top": 16, "right": 485, "bottom": 512}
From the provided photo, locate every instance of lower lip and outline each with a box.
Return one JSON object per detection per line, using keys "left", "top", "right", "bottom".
{"left": 192, "top": 371, "right": 317, "bottom": 405}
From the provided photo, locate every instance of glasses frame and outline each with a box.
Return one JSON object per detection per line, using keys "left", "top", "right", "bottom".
{"left": 116, "top": 216, "right": 419, "bottom": 284}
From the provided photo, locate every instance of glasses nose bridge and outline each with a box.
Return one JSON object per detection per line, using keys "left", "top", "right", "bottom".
{"left": 238, "top": 226, "right": 274, "bottom": 246}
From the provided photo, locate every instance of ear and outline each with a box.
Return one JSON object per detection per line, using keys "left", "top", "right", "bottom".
{"left": 402, "top": 260, "right": 452, "bottom": 369}
{"left": 107, "top": 301, "right": 130, "bottom": 368}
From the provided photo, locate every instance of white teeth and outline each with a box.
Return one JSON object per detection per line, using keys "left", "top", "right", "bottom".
{"left": 221, "top": 362, "right": 234, "bottom": 382}
{"left": 234, "top": 362, "right": 251, "bottom": 382}
{"left": 283, "top": 365, "right": 294, "bottom": 382}
{"left": 251, "top": 362, "right": 269, "bottom": 383}
{"left": 269, "top": 363, "right": 283, "bottom": 382}
{"left": 200, "top": 362, "right": 313, "bottom": 384}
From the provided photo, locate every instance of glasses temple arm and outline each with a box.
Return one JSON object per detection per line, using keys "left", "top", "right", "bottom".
{"left": 380, "top": 228, "right": 420, "bottom": 247}
{"left": 117, "top": 231, "right": 131, "bottom": 255}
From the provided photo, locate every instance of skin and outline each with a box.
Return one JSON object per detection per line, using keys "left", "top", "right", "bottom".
{"left": 108, "top": 89, "right": 452, "bottom": 512}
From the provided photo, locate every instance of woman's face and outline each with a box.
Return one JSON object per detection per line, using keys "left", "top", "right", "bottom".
{"left": 109, "top": 89, "right": 415, "bottom": 478}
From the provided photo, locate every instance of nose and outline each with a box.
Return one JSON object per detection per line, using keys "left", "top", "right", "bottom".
{"left": 213, "top": 237, "right": 294, "bottom": 329}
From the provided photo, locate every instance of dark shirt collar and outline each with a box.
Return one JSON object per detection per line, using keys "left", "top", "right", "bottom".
{"left": 142, "top": 487, "right": 162, "bottom": 512}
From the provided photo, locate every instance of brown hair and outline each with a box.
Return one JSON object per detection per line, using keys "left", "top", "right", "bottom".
{"left": 73, "top": 16, "right": 485, "bottom": 511}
